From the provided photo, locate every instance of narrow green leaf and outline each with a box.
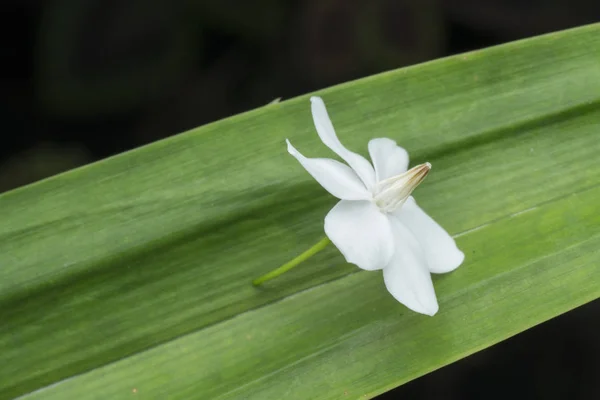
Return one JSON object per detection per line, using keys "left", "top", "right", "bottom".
{"left": 1, "top": 23, "right": 599, "bottom": 399}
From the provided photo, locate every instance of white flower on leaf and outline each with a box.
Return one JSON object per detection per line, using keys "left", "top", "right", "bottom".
{"left": 286, "top": 96, "right": 464, "bottom": 316}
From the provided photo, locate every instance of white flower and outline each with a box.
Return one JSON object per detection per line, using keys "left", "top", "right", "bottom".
{"left": 286, "top": 96, "right": 464, "bottom": 316}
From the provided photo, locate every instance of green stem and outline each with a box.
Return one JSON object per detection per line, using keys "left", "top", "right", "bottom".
{"left": 252, "top": 237, "right": 331, "bottom": 286}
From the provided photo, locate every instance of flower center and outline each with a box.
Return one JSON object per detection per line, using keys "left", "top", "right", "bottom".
{"left": 373, "top": 163, "right": 431, "bottom": 213}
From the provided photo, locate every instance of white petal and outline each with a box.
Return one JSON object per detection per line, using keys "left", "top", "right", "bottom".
{"left": 324, "top": 200, "right": 394, "bottom": 271}
{"left": 395, "top": 196, "right": 465, "bottom": 274}
{"left": 286, "top": 140, "right": 371, "bottom": 201}
{"left": 368, "top": 138, "right": 409, "bottom": 182}
{"left": 310, "top": 97, "right": 376, "bottom": 190}
{"left": 383, "top": 217, "right": 439, "bottom": 316}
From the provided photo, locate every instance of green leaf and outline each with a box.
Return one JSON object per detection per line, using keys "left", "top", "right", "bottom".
{"left": 2, "top": 23, "right": 600, "bottom": 399}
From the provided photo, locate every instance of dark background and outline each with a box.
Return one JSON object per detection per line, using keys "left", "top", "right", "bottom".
{"left": 1, "top": 0, "right": 598, "bottom": 398}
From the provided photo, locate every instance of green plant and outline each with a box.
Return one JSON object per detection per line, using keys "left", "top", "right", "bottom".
{"left": 1, "top": 23, "right": 599, "bottom": 400}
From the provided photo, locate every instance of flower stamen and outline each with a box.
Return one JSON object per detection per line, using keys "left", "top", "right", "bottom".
{"left": 374, "top": 162, "right": 431, "bottom": 212}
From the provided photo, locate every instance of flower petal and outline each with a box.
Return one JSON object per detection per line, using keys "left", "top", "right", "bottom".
{"left": 286, "top": 140, "right": 371, "bottom": 200}
{"left": 383, "top": 216, "right": 439, "bottom": 316}
{"left": 310, "top": 96, "right": 376, "bottom": 190}
{"left": 368, "top": 138, "right": 409, "bottom": 182}
{"left": 324, "top": 200, "right": 394, "bottom": 271}
{"left": 395, "top": 196, "right": 465, "bottom": 274}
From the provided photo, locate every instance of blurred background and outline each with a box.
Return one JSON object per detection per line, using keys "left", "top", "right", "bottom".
{"left": 1, "top": 0, "right": 598, "bottom": 398}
